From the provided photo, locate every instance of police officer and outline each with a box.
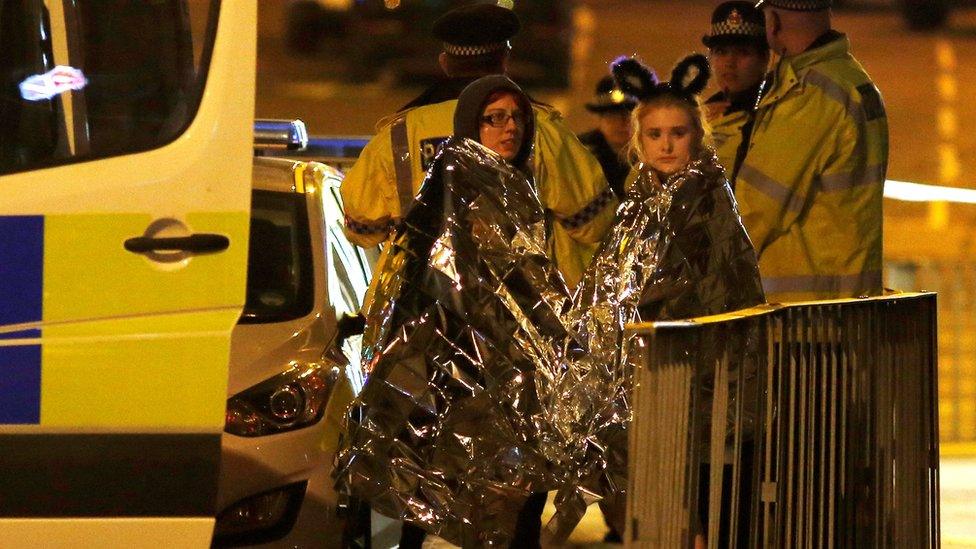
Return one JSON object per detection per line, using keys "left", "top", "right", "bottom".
{"left": 578, "top": 76, "right": 636, "bottom": 200}
{"left": 701, "top": 1, "right": 769, "bottom": 182}
{"left": 577, "top": 81, "right": 634, "bottom": 547}
{"left": 341, "top": 2, "right": 616, "bottom": 289}
{"left": 735, "top": 0, "right": 888, "bottom": 302}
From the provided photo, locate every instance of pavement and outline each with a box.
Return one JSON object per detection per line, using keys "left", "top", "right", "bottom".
{"left": 941, "top": 456, "right": 976, "bottom": 548}
{"left": 367, "top": 456, "right": 976, "bottom": 548}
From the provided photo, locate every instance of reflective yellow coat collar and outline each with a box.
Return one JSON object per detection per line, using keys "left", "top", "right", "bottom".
{"left": 760, "top": 34, "right": 852, "bottom": 107}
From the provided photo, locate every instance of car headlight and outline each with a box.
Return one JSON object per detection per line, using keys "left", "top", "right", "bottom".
{"left": 225, "top": 361, "right": 340, "bottom": 437}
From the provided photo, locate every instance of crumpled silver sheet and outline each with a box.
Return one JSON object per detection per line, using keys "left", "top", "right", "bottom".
{"left": 335, "top": 144, "right": 764, "bottom": 545}
{"left": 334, "top": 137, "right": 580, "bottom": 546}
{"left": 541, "top": 149, "right": 766, "bottom": 537}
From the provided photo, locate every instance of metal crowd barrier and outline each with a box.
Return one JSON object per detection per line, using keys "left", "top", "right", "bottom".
{"left": 625, "top": 293, "right": 940, "bottom": 548}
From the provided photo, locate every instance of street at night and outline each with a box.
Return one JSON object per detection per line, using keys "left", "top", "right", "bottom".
{"left": 0, "top": 1, "right": 973, "bottom": 547}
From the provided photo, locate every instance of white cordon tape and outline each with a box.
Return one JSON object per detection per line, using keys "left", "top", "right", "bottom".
{"left": 884, "top": 179, "right": 976, "bottom": 204}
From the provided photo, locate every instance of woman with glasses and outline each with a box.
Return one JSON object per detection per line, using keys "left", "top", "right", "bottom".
{"left": 452, "top": 74, "right": 534, "bottom": 172}
{"left": 336, "top": 75, "right": 574, "bottom": 548}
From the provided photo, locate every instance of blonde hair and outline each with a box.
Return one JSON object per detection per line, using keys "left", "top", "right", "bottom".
{"left": 625, "top": 95, "right": 712, "bottom": 169}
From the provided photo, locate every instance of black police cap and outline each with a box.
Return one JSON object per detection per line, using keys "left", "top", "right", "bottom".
{"left": 703, "top": 1, "right": 767, "bottom": 49}
{"left": 433, "top": 2, "right": 521, "bottom": 57}
{"left": 585, "top": 75, "right": 637, "bottom": 113}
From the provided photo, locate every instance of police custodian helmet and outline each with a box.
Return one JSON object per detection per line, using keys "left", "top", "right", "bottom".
{"left": 754, "top": 0, "right": 832, "bottom": 10}
{"left": 432, "top": 2, "right": 521, "bottom": 57}
{"left": 702, "top": 1, "right": 767, "bottom": 49}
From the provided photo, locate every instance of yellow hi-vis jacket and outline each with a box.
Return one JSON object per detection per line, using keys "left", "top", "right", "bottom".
{"left": 711, "top": 109, "right": 749, "bottom": 177}
{"left": 341, "top": 99, "right": 618, "bottom": 288}
{"left": 735, "top": 34, "right": 888, "bottom": 302}
{"left": 706, "top": 88, "right": 758, "bottom": 178}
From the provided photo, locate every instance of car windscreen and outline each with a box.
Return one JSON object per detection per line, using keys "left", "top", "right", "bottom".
{"left": 0, "top": 0, "right": 219, "bottom": 176}
{"left": 240, "top": 190, "right": 314, "bottom": 324}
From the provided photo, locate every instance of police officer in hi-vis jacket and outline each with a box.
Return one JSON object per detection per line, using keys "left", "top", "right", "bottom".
{"left": 736, "top": 0, "right": 888, "bottom": 302}
{"left": 340, "top": 2, "right": 617, "bottom": 289}
{"left": 702, "top": 1, "right": 769, "bottom": 183}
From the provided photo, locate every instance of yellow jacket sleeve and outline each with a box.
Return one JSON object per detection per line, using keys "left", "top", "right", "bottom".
{"left": 532, "top": 109, "right": 618, "bottom": 287}
{"left": 339, "top": 125, "right": 399, "bottom": 248}
{"left": 533, "top": 111, "right": 618, "bottom": 245}
{"left": 803, "top": 104, "right": 884, "bottom": 283}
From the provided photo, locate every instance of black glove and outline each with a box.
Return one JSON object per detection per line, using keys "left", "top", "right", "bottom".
{"left": 336, "top": 313, "right": 366, "bottom": 345}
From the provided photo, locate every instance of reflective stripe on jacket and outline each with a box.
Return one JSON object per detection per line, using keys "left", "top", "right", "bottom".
{"left": 735, "top": 35, "right": 888, "bottom": 302}
{"left": 340, "top": 98, "right": 617, "bottom": 287}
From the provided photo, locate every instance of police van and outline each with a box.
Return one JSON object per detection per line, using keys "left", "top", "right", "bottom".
{"left": 0, "top": 1, "right": 306, "bottom": 546}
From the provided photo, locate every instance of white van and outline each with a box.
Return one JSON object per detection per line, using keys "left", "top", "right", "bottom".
{"left": 0, "top": 2, "right": 255, "bottom": 545}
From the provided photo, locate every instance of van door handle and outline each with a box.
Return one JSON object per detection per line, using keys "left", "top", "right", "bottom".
{"left": 124, "top": 234, "right": 230, "bottom": 254}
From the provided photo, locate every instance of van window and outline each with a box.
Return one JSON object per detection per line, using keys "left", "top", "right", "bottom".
{"left": 241, "top": 191, "right": 315, "bottom": 324}
{"left": 0, "top": 0, "right": 219, "bottom": 175}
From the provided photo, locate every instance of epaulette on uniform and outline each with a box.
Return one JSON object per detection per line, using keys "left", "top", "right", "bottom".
{"left": 375, "top": 109, "right": 414, "bottom": 132}
{"left": 531, "top": 101, "right": 563, "bottom": 121}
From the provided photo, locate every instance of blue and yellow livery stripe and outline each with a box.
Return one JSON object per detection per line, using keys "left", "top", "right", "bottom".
{"left": 0, "top": 216, "right": 43, "bottom": 329}
{"left": 0, "top": 211, "right": 249, "bottom": 428}
{"left": 0, "top": 211, "right": 244, "bottom": 516}
{"left": 0, "top": 216, "right": 43, "bottom": 424}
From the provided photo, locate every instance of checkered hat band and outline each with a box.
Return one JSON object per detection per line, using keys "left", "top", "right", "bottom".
{"left": 345, "top": 215, "right": 399, "bottom": 236}
{"left": 710, "top": 20, "right": 765, "bottom": 39}
{"left": 766, "top": 0, "right": 831, "bottom": 10}
{"left": 443, "top": 41, "right": 510, "bottom": 56}
{"left": 557, "top": 188, "right": 615, "bottom": 229}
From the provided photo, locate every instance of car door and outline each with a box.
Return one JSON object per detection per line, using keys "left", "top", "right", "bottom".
{"left": 0, "top": 1, "right": 255, "bottom": 546}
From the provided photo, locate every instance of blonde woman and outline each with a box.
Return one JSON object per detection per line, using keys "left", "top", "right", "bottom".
{"left": 577, "top": 52, "right": 763, "bottom": 345}
{"left": 565, "top": 54, "right": 765, "bottom": 537}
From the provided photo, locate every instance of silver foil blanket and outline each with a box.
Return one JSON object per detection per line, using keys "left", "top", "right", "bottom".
{"left": 543, "top": 150, "right": 765, "bottom": 536}
{"left": 335, "top": 138, "right": 579, "bottom": 546}
{"left": 335, "top": 144, "right": 764, "bottom": 545}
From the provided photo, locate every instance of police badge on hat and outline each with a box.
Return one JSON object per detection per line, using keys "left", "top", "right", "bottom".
{"left": 729, "top": 9, "right": 743, "bottom": 27}
{"left": 585, "top": 75, "right": 637, "bottom": 113}
{"left": 703, "top": 1, "right": 767, "bottom": 49}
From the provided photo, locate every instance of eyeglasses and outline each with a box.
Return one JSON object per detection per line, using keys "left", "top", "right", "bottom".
{"left": 480, "top": 110, "right": 526, "bottom": 128}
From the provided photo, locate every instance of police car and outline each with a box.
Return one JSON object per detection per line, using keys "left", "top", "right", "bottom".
{"left": 0, "top": 1, "right": 258, "bottom": 545}
{"left": 212, "top": 121, "right": 373, "bottom": 547}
